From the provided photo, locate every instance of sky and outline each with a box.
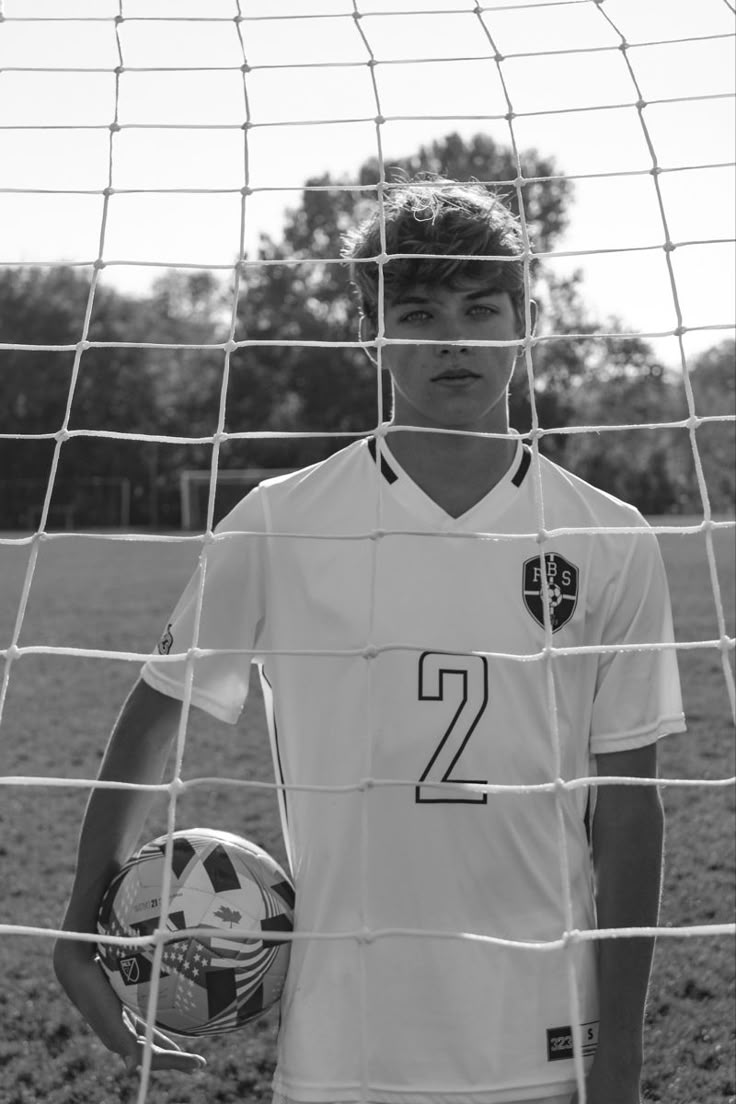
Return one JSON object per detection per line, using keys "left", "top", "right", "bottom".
{"left": 0, "top": 0, "right": 734, "bottom": 368}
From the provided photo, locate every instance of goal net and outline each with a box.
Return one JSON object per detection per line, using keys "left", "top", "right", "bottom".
{"left": 0, "top": 2, "right": 734, "bottom": 1103}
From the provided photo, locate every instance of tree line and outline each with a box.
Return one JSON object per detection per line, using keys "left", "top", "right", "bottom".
{"left": 0, "top": 133, "right": 733, "bottom": 527}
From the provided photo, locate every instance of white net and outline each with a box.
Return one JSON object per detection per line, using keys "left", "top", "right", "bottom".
{"left": 0, "top": 2, "right": 734, "bottom": 1103}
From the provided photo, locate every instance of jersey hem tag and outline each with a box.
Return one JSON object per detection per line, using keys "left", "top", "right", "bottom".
{"left": 546, "top": 1020, "right": 599, "bottom": 1062}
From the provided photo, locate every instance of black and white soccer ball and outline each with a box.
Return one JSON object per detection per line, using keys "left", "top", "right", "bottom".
{"left": 97, "top": 828, "right": 294, "bottom": 1037}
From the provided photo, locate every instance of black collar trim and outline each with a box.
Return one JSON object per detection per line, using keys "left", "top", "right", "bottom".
{"left": 368, "top": 436, "right": 531, "bottom": 490}
{"left": 512, "top": 445, "right": 532, "bottom": 488}
{"left": 367, "top": 436, "right": 399, "bottom": 484}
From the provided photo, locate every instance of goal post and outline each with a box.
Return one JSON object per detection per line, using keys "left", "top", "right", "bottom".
{"left": 179, "top": 468, "right": 294, "bottom": 530}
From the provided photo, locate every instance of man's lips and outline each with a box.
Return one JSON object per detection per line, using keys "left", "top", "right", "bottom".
{"left": 432, "top": 369, "right": 481, "bottom": 381}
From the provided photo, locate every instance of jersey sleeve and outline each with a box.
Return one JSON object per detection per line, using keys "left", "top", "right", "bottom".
{"left": 140, "top": 489, "right": 267, "bottom": 725}
{"left": 590, "top": 523, "right": 686, "bottom": 754}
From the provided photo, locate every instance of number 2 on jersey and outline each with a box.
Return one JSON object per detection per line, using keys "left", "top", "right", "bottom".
{"left": 416, "top": 652, "right": 490, "bottom": 804}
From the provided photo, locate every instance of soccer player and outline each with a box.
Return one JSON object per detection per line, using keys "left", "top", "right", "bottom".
{"left": 54, "top": 180, "right": 686, "bottom": 1104}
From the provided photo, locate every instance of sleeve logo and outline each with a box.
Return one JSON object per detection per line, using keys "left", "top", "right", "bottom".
{"left": 523, "top": 553, "right": 579, "bottom": 632}
{"left": 157, "top": 623, "right": 174, "bottom": 655}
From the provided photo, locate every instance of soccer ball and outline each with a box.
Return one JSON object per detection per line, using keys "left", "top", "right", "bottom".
{"left": 97, "top": 828, "right": 294, "bottom": 1037}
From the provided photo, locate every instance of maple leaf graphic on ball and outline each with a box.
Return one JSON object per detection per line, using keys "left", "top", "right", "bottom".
{"left": 214, "top": 905, "right": 243, "bottom": 928}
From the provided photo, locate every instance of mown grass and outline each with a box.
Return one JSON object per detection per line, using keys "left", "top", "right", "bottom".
{"left": 0, "top": 521, "right": 733, "bottom": 1104}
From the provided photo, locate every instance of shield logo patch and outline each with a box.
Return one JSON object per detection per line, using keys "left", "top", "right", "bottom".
{"left": 523, "top": 553, "right": 579, "bottom": 633}
{"left": 119, "top": 955, "right": 141, "bottom": 985}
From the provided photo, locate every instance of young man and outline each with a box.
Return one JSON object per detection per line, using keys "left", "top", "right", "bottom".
{"left": 54, "top": 181, "right": 686, "bottom": 1104}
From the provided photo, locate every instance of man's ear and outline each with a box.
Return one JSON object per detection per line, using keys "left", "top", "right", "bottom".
{"left": 528, "top": 298, "right": 538, "bottom": 336}
{"left": 513, "top": 300, "right": 538, "bottom": 364}
{"left": 359, "top": 314, "right": 380, "bottom": 368}
{"left": 518, "top": 298, "right": 538, "bottom": 338}
{"left": 359, "top": 314, "right": 377, "bottom": 342}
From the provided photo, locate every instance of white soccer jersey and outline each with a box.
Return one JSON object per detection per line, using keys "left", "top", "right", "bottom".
{"left": 141, "top": 435, "right": 685, "bottom": 1104}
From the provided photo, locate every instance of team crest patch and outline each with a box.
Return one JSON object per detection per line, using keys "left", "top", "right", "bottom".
{"left": 157, "top": 623, "right": 174, "bottom": 655}
{"left": 523, "top": 553, "right": 579, "bottom": 633}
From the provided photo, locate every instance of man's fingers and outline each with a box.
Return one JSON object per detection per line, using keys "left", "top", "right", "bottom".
{"left": 124, "top": 1041, "right": 206, "bottom": 1075}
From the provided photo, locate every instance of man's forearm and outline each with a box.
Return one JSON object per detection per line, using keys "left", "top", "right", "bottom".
{"left": 593, "top": 784, "right": 664, "bottom": 1069}
{"left": 62, "top": 679, "right": 183, "bottom": 931}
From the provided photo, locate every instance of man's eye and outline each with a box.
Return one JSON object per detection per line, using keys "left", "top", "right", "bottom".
{"left": 401, "top": 310, "right": 431, "bottom": 323}
{"left": 469, "top": 304, "right": 497, "bottom": 316}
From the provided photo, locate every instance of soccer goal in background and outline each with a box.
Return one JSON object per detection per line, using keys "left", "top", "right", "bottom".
{"left": 179, "top": 469, "right": 293, "bottom": 531}
{"left": 0, "top": 3, "right": 734, "bottom": 1103}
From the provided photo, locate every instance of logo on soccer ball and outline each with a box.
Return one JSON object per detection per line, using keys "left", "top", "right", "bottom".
{"left": 119, "top": 955, "right": 141, "bottom": 985}
{"left": 158, "top": 623, "right": 174, "bottom": 655}
{"left": 522, "top": 553, "right": 579, "bottom": 632}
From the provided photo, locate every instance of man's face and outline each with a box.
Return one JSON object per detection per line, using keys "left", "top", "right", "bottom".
{"left": 374, "top": 280, "right": 529, "bottom": 435}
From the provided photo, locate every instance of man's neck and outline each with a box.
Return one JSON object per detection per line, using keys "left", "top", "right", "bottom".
{"left": 383, "top": 423, "right": 517, "bottom": 517}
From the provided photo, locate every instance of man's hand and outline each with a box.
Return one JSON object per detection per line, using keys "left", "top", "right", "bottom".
{"left": 53, "top": 934, "right": 206, "bottom": 1074}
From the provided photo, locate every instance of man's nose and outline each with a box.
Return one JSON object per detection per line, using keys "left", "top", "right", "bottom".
{"left": 438, "top": 341, "right": 471, "bottom": 355}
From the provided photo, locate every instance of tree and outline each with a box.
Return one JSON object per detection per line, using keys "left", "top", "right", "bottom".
{"left": 562, "top": 361, "right": 689, "bottom": 514}
{"left": 0, "top": 267, "right": 161, "bottom": 524}
{"left": 0, "top": 267, "right": 227, "bottom": 526}
{"left": 678, "top": 340, "right": 735, "bottom": 513}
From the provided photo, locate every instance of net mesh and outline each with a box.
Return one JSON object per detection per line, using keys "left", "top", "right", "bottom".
{"left": 0, "top": 2, "right": 734, "bottom": 1103}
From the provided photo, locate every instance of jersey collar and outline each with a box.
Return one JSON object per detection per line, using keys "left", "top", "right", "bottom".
{"left": 367, "top": 432, "right": 532, "bottom": 528}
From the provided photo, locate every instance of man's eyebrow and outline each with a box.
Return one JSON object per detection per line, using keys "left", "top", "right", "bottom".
{"left": 389, "top": 292, "right": 433, "bottom": 307}
{"left": 389, "top": 286, "right": 505, "bottom": 307}
{"left": 463, "top": 286, "right": 506, "bottom": 301}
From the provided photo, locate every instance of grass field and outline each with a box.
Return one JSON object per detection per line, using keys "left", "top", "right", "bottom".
{"left": 0, "top": 521, "right": 734, "bottom": 1104}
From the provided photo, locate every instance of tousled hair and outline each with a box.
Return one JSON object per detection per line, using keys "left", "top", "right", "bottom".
{"left": 341, "top": 177, "right": 529, "bottom": 330}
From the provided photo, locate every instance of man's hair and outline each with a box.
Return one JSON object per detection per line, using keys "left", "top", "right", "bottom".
{"left": 341, "top": 177, "right": 529, "bottom": 330}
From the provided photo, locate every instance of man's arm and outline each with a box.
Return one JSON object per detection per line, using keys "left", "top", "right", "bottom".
{"left": 53, "top": 677, "right": 206, "bottom": 1073}
{"left": 583, "top": 742, "right": 663, "bottom": 1104}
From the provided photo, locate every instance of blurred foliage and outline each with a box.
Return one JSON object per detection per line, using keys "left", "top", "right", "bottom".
{"left": 0, "top": 133, "right": 733, "bottom": 526}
